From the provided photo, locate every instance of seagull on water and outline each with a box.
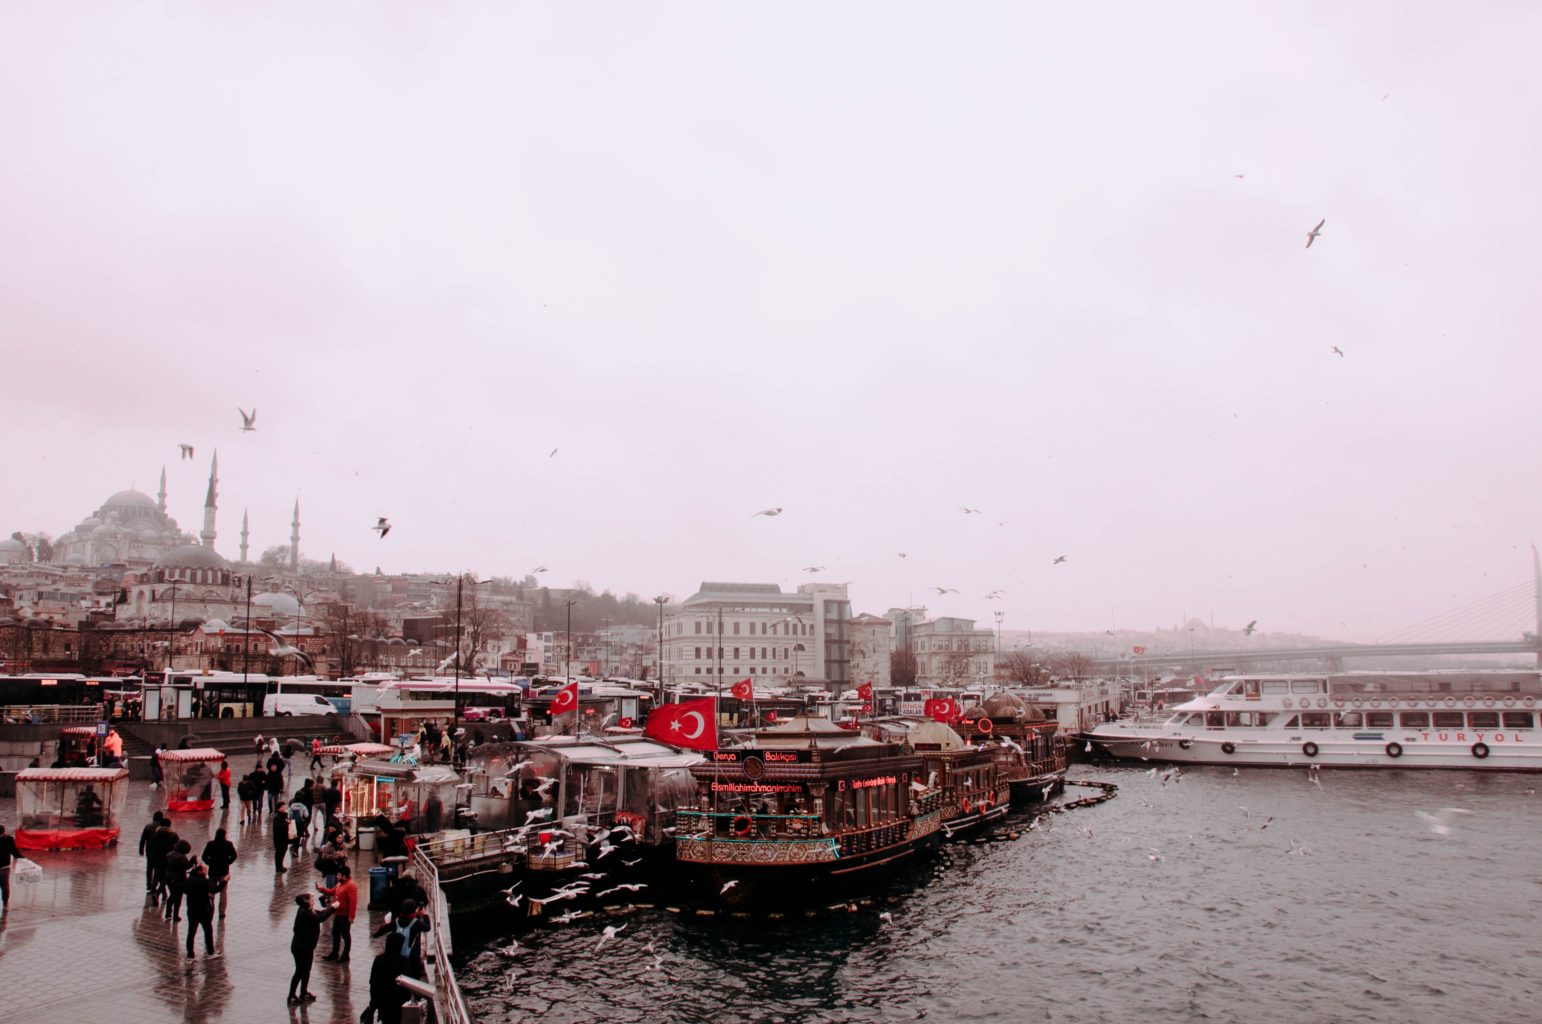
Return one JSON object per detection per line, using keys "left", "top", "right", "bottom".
{"left": 878, "top": 912, "right": 893, "bottom": 928}
{"left": 178, "top": 444, "right": 194, "bottom": 460}
{"left": 1414, "top": 808, "right": 1471, "bottom": 836}
{"left": 751, "top": 507, "right": 783, "bottom": 518}
{"left": 1305, "top": 218, "right": 1325, "bottom": 249}
{"left": 373, "top": 516, "right": 391, "bottom": 539}
{"left": 238, "top": 408, "right": 257, "bottom": 432}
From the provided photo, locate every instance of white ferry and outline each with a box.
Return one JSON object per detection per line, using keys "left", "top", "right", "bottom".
{"left": 1084, "top": 671, "right": 1542, "bottom": 771}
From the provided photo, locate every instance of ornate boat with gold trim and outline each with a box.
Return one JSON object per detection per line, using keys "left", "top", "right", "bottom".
{"left": 675, "top": 716, "right": 943, "bottom": 909}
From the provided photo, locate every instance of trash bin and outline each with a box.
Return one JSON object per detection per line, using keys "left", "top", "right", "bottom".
{"left": 368, "top": 866, "right": 392, "bottom": 908}
{"left": 356, "top": 826, "right": 376, "bottom": 851}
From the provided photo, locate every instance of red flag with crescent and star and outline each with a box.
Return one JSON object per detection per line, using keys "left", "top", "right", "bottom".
{"left": 1132, "top": 646, "right": 1146, "bottom": 655}
{"left": 923, "top": 697, "right": 960, "bottom": 723}
{"left": 550, "top": 680, "right": 579, "bottom": 716}
{"left": 730, "top": 678, "right": 754, "bottom": 701}
{"left": 644, "top": 696, "right": 719, "bottom": 751}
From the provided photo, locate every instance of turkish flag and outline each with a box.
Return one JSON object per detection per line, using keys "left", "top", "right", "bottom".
{"left": 645, "top": 696, "right": 718, "bottom": 751}
{"left": 923, "top": 698, "right": 959, "bottom": 723}
{"left": 550, "top": 681, "right": 579, "bottom": 716}
{"left": 1132, "top": 646, "right": 1146, "bottom": 655}
{"left": 856, "top": 682, "right": 874, "bottom": 701}
{"left": 730, "top": 678, "right": 754, "bottom": 701}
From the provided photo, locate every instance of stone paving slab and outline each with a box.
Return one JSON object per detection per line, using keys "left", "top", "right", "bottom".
{"left": 1, "top": 777, "right": 388, "bottom": 1024}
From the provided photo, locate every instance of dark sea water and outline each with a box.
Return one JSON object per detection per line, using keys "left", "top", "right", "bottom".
{"left": 456, "top": 765, "right": 1542, "bottom": 1024}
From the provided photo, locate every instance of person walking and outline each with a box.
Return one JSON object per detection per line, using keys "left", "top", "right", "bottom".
{"left": 137, "top": 811, "right": 167, "bottom": 893}
{"left": 0, "top": 824, "right": 18, "bottom": 911}
{"left": 182, "top": 862, "right": 223, "bottom": 960}
{"left": 150, "top": 744, "right": 165, "bottom": 788}
{"left": 216, "top": 761, "right": 232, "bottom": 809}
{"left": 287, "top": 893, "right": 334, "bottom": 1005}
{"left": 366, "top": 933, "right": 409, "bottom": 1024}
{"left": 310, "top": 737, "right": 324, "bottom": 773}
{"left": 201, "top": 828, "right": 237, "bottom": 918}
{"left": 163, "top": 839, "right": 192, "bottom": 921}
{"left": 271, "top": 800, "right": 291, "bottom": 874}
{"left": 265, "top": 761, "right": 284, "bottom": 815}
{"left": 287, "top": 795, "right": 311, "bottom": 859}
{"left": 317, "top": 864, "right": 359, "bottom": 963}
{"left": 147, "top": 819, "right": 179, "bottom": 904}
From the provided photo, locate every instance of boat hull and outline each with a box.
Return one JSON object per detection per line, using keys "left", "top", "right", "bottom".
{"left": 1085, "top": 729, "right": 1542, "bottom": 771}
{"left": 675, "top": 832, "right": 940, "bottom": 911}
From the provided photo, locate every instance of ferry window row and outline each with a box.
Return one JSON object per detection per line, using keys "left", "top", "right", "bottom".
{"left": 1288, "top": 711, "right": 1534, "bottom": 730}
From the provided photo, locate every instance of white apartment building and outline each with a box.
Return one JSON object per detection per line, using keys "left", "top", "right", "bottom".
{"left": 910, "top": 616, "right": 996, "bottom": 685}
{"left": 663, "top": 582, "right": 852, "bottom": 688}
{"left": 847, "top": 613, "right": 894, "bottom": 688}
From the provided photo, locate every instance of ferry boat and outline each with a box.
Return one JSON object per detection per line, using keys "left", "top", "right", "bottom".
{"left": 674, "top": 716, "right": 944, "bottom": 909}
{"left": 906, "top": 718, "right": 1010, "bottom": 836}
{"left": 956, "top": 693, "right": 1070, "bottom": 803}
{"left": 1084, "top": 671, "right": 1542, "bottom": 771}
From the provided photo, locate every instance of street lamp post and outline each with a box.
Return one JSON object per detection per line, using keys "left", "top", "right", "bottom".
{"left": 563, "top": 598, "right": 577, "bottom": 681}
{"left": 653, "top": 596, "right": 667, "bottom": 703}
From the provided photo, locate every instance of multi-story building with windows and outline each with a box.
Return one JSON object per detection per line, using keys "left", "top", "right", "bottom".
{"left": 847, "top": 613, "right": 894, "bottom": 689}
{"left": 910, "top": 616, "right": 996, "bottom": 685}
{"left": 663, "top": 582, "right": 852, "bottom": 689}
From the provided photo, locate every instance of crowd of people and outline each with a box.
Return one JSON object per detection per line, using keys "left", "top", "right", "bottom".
{"left": 130, "top": 735, "right": 432, "bottom": 1020}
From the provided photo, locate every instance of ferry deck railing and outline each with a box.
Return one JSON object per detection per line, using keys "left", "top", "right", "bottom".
{"left": 408, "top": 842, "right": 475, "bottom": 1024}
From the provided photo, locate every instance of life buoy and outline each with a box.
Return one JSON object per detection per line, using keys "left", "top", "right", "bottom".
{"left": 1385, "top": 742, "right": 1403, "bottom": 759}
{"left": 1471, "top": 742, "right": 1490, "bottom": 760}
{"left": 1178, "top": 739, "right": 1193, "bottom": 750}
{"left": 1444, "top": 698, "right": 1456, "bottom": 707}
{"left": 1302, "top": 742, "right": 1320, "bottom": 758}
{"left": 1316, "top": 698, "right": 1328, "bottom": 709}
{"left": 1333, "top": 696, "right": 1345, "bottom": 706}
{"left": 1503, "top": 697, "right": 1515, "bottom": 708}
{"left": 960, "top": 798, "right": 972, "bottom": 814}
{"left": 1482, "top": 698, "right": 1495, "bottom": 708}
{"left": 1221, "top": 742, "right": 1236, "bottom": 755}
{"left": 730, "top": 815, "right": 754, "bottom": 837}
{"left": 1349, "top": 698, "right": 1361, "bottom": 707}
{"left": 1526, "top": 698, "right": 1536, "bottom": 709}
{"left": 1282, "top": 698, "right": 1293, "bottom": 709}
{"left": 1463, "top": 697, "right": 1475, "bottom": 707}
{"left": 1369, "top": 699, "right": 1381, "bottom": 708}
{"left": 977, "top": 718, "right": 994, "bottom": 735}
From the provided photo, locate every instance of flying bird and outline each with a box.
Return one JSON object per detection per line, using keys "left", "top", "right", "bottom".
{"left": 238, "top": 408, "right": 257, "bottom": 432}
{"left": 897, "top": 552, "right": 907, "bottom": 559}
{"left": 719, "top": 880, "right": 739, "bottom": 895}
{"left": 1305, "top": 218, "right": 1325, "bottom": 249}
{"left": 933, "top": 587, "right": 957, "bottom": 595}
{"left": 751, "top": 507, "right": 783, "bottom": 518}
{"left": 373, "top": 517, "right": 391, "bottom": 539}
{"left": 178, "top": 444, "right": 194, "bottom": 460}
{"left": 961, "top": 507, "right": 981, "bottom": 515}
{"left": 1331, "top": 346, "right": 1344, "bottom": 358}
{"left": 1414, "top": 808, "right": 1471, "bottom": 836}
{"left": 595, "top": 923, "right": 628, "bottom": 950}
{"left": 255, "top": 627, "right": 313, "bottom": 670}
{"left": 1243, "top": 620, "right": 1257, "bottom": 636}
{"left": 549, "top": 447, "right": 559, "bottom": 458}
{"left": 532, "top": 565, "right": 548, "bottom": 574}
{"left": 803, "top": 566, "right": 826, "bottom": 573}
{"left": 1053, "top": 555, "right": 1067, "bottom": 565}
{"left": 985, "top": 590, "right": 1006, "bottom": 600}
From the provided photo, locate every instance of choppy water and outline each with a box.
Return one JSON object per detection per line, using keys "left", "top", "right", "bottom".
{"left": 456, "top": 765, "right": 1542, "bottom": 1024}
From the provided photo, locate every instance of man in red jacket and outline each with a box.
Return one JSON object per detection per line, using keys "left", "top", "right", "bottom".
{"left": 317, "top": 864, "right": 359, "bottom": 962}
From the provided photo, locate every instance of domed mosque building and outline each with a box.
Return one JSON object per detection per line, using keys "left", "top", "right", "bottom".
{"left": 52, "top": 468, "right": 199, "bottom": 568}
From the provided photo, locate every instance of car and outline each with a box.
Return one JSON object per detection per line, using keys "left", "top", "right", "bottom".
{"left": 460, "top": 706, "right": 508, "bottom": 722}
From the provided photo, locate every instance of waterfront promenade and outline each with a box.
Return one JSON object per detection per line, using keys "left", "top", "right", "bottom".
{"left": 1, "top": 778, "right": 378, "bottom": 1024}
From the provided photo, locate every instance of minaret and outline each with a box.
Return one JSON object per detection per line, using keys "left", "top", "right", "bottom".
{"left": 289, "top": 498, "right": 300, "bottom": 571}
{"left": 157, "top": 467, "right": 167, "bottom": 514}
{"left": 240, "top": 509, "right": 250, "bottom": 564}
{"left": 200, "top": 450, "right": 218, "bottom": 551}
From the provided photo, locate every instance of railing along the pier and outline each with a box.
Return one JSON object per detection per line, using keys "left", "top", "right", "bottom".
{"left": 409, "top": 843, "right": 475, "bottom": 1024}
{"left": 1, "top": 703, "right": 105, "bottom": 724}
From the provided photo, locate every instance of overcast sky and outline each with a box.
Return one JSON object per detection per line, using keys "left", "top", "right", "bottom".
{"left": 4, "top": 3, "right": 1540, "bottom": 642}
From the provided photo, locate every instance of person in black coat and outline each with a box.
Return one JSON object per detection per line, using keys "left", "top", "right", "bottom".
{"left": 200, "top": 828, "right": 238, "bottom": 918}
{"left": 162, "top": 840, "right": 192, "bottom": 921}
{"left": 287, "top": 894, "right": 334, "bottom": 1004}
{"left": 265, "top": 763, "right": 285, "bottom": 814}
{"left": 367, "top": 933, "right": 410, "bottom": 1024}
{"left": 271, "top": 801, "right": 291, "bottom": 873}
{"left": 146, "top": 821, "right": 179, "bottom": 903}
{"left": 182, "top": 862, "right": 223, "bottom": 959}
{"left": 137, "top": 811, "right": 166, "bottom": 892}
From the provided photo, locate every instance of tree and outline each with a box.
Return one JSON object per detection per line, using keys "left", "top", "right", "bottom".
{"left": 439, "top": 581, "right": 510, "bottom": 674}
{"left": 1044, "top": 651, "right": 1097, "bottom": 682}
{"left": 258, "top": 545, "right": 289, "bottom": 568}
{"left": 1001, "top": 649, "right": 1051, "bottom": 686}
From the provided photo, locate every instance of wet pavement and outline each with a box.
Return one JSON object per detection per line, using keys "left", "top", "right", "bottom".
{"left": 2, "top": 776, "right": 385, "bottom": 1024}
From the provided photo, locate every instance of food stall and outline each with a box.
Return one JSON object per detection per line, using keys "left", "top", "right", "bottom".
{"left": 318, "top": 741, "right": 395, "bottom": 763}
{"left": 338, "top": 759, "right": 461, "bottom": 836}
{"left": 14, "top": 766, "right": 131, "bottom": 850}
{"left": 54, "top": 726, "right": 100, "bottom": 766}
{"left": 157, "top": 747, "right": 226, "bottom": 812}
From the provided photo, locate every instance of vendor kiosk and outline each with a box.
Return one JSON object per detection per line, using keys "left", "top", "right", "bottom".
{"left": 157, "top": 747, "right": 226, "bottom": 812}
{"left": 14, "top": 766, "right": 130, "bottom": 850}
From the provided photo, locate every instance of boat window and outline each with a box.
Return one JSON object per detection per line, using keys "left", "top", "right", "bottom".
{"left": 1502, "top": 712, "right": 1534, "bottom": 729}
{"left": 1281, "top": 715, "right": 1299, "bottom": 728}
{"left": 1225, "top": 711, "right": 1266, "bottom": 727}
{"left": 1243, "top": 680, "right": 1261, "bottom": 700}
{"left": 1334, "top": 712, "right": 1362, "bottom": 728}
{"left": 1300, "top": 712, "right": 1331, "bottom": 728}
{"left": 1400, "top": 712, "right": 1429, "bottom": 728}
{"left": 1467, "top": 712, "right": 1500, "bottom": 729}
{"left": 1290, "top": 680, "right": 1322, "bottom": 694}
{"left": 1204, "top": 711, "right": 1224, "bottom": 728}
{"left": 1260, "top": 680, "right": 1290, "bottom": 694}
{"left": 1432, "top": 712, "right": 1464, "bottom": 728}
{"left": 1365, "top": 712, "right": 1394, "bottom": 728}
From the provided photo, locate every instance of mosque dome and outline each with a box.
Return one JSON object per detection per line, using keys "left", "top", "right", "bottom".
{"left": 0, "top": 537, "right": 27, "bottom": 565}
{"left": 105, "top": 488, "right": 157, "bottom": 510}
{"left": 155, "top": 545, "right": 231, "bottom": 573}
{"left": 0, "top": 537, "right": 25, "bottom": 553}
{"left": 982, "top": 692, "right": 1028, "bottom": 720}
{"left": 203, "top": 618, "right": 230, "bottom": 633}
{"left": 252, "top": 590, "right": 302, "bottom": 617}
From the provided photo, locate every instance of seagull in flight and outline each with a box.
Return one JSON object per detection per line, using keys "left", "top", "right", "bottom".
{"left": 255, "top": 627, "right": 313, "bottom": 670}
{"left": 961, "top": 507, "right": 981, "bottom": 515}
{"left": 1053, "top": 555, "right": 1067, "bottom": 565}
{"left": 549, "top": 447, "right": 559, "bottom": 458}
{"left": 1305, "top": 218, "right": 1325, "bottom": 249}
{"left": 719, "top": 880, "right": 739, "bottom": 895}
{"left": 751, "top": 507, "right": 783, "bottom": 518}
{"left": 803, "top": 566, "right": 826, "bottom": 573}
{"left": 933, "top": 587, "right": 957, "bottom": 595}
{"left": 984, "top": 590, "right": 1006, "bottom": 600}
{"left": 1331, "top": 346, "right": 1344, "bottom": 358}
{"left": 595, "top": 923, "right": 628, "bottom": 950}
{"left": 1414, "top": 808, "right": 1471, "bottom": 836}
{"left": 238, "top": 408, "right": 257, "bottom": 432}
{"left": 178, "top": 444, "right": 194, "bottom": 460}
{"left": 897, "top": 552, "right": 907, "bottom": 559}
{"left": 531, "top": 565, "right": 548, "bottom": 574}
{"left": 1243, "top": 620, "right": 1257, "bottom": 636}
{"left": 373, "top": 517, "right": 391, "bottom": 539}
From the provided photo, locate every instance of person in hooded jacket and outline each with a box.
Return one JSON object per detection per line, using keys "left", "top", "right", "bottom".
{"left": 182, "top": 862, "right": 223, "bottom": 959}
{"left": 162, "top": 839, "right": 193, "bottom": 921}
{"left": 367, "top": 933, "right": 410, "bottom": 1024}
{"left": 287, "top": 893, "right": 334, "bottom": 1004}
{"left": 200, "top": 827, "right": 238, "bottom": 917}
